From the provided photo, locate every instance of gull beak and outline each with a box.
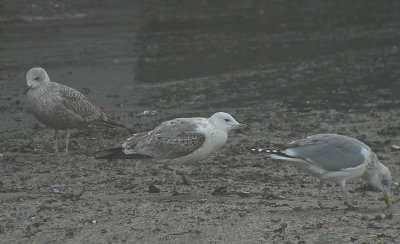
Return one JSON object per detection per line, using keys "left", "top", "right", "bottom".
{"left": 233, "top": 123, "right": 246, "bottom": 132}
{"left": 23, "top": 85, "right": 32, "bottom": 95}
{"left": 237, "top": 123, "right": 246, "bottom": 128}
{"left": 383, "top": 189, "right": 392, "bottom": 208}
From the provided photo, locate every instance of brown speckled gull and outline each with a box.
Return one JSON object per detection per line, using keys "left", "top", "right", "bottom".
{"left": 96, "top": 112, "right": 242, "bottom": 194}
{"left": 23, "top": 67, "right": 125, "bottom": 156}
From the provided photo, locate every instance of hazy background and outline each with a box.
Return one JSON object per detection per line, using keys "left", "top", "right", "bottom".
{"left": 2, "top": 0, "right": 400, "bottom": 113}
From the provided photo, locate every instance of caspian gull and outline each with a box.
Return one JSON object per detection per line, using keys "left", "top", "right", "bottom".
{"left": 23, "top": 67, "right": 125, "bottom": 156}
{"left": 252, "top": 134, "right": 392, "bottom": 208}
{"left": 96, "top": 112, "right": 241, "bottom": 194}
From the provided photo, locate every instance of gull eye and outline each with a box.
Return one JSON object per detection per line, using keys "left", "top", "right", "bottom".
{"left": 224, "top": 118, "right": 230, "bottom": 122}
{"left": 34, "top": 76, "right": 40, "bottom": 81}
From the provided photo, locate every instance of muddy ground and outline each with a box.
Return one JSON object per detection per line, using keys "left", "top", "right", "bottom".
{"left": 1, "top": 0, "right": 400, "bottom": 243}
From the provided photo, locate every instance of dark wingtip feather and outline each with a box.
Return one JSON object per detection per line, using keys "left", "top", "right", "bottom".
{"left": 250, "top": 147, "right": 301, "bottom": 160}
{"left": 92, "top": 118, "right": 137, "bottom": 133}
{"left": 102, "top": 118, "right": 128, "bottom": 129}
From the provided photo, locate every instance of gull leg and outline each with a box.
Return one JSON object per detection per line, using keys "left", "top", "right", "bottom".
{"left": 162, "top": 165, "right": 190, "bottom": 185}
{"left": 65, "top": 129, "right": 71, "bottom": 157}
{"left": 178, "top": 170, "right": 190, "bottom": 186}
{"left": 341, "top": 186, "right": 355, "bottom": 208}
{"left": 318, "top": 180, "right": 329, "bottom": 208}
{"left": 172, "top": 169, "right": 178, "bottom": 195}
{"left": 54, "top": 129, "right": 59, "bottom": 154}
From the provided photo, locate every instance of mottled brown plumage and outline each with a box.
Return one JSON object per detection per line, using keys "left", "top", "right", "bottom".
{"left": 24, "top": 67, "right": 125, "bottom": 156}
{"left": 121, "top": 120, "right": 207, "bottom": 160}
{"left": 96, "top": 112, "right": 241, "bottom": 194}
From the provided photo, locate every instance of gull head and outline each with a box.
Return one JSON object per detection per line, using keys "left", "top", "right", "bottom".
{"left": 365, "top": 156, "right": 392, "bottom": 208}
{"left": 209, "top": 112, "right": 241, "bottom": 132}
{"left": 24, "top": 67, "right": 51, "bottom": 94}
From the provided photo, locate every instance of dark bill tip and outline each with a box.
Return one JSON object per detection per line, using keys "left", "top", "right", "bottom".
{"left": 23, "top": 85, "right": 32, "bottom": 95}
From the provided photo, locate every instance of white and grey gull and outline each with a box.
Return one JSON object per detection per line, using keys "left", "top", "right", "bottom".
{"left": 252, "top": 134, "right": 392, "bottom": 208}
{"left": 23, "top": 67, "right": 125, "bottom": 156}
{"left": 96, "top": 112, "right": 242, "bottom": 194}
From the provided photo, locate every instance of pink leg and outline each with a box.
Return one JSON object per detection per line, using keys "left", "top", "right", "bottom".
{"left": 162, "top": 165, "right": 190, "bottom": 185}
{"left": 341, "top": 186, "right": 354, "bottom": 207}
{"left": 65, "top": 130, "right": 71, "bottom": 157}
{"left": 318, "top": 180, "right": 329, "bottom": 208}
{"left": 54, "top": 129, "right": 59, "bottom": 154}
{"left": 172, "top": 169, "right": 178, "bottom": 195}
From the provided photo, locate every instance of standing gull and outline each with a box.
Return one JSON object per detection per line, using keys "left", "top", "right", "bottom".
{"left": 24, "top": 67, "right": 125, "bottom": 156}
{"left": 96, "top": 112, "right": 241, "bottom": 194}
{"left": 252, "top": 134, "right": 392, "bottom": 208}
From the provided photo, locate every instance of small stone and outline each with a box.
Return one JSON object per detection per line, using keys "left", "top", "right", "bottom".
{"left": 391, "top": 144, "right": 400, "bottom": 150}
{"left": 349, "top": 236, "right": 358, "bottom": 242}
{"left": 384, "top": 213, "right": 393, "bottom": 220}
{"left": 211, "top": 186, "right": 228, "bottom": 196}
{"left": 236, "top": 191, "right": 252, "bottom": 198}
{"left": 138, "top": 110, "right": 157, "bottom": 117}
{"left": 148, "top": 184, "right": 160, "bottom": 193}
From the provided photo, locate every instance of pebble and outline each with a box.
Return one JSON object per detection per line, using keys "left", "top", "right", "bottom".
{"left": 149, "top": 184, "right": 161, "bottom": 193}
{"left": 138, "top": 110, "right": 157, "bottom": 117}
{"left": 236, "top": 191, "right": 252, "bottom": 198}
{"left": 211, "top": 186, "right": 228, "bottom": 196}
{"left": 391, "top": 145, "right": 400, "bottom": 150}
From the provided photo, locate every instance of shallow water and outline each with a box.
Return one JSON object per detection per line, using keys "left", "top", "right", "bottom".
{"left": 133, "top": 0, "right": 400, "bottom": 111}
{"left": 2, "top": 0, "right": 400, "bottom": 112}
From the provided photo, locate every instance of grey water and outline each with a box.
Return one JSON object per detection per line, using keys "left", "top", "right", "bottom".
{"left": 134, "top": 0, "right": 400, "bottom": 111}
{"left": 2, "top": 0, "right": 400, "bottom": 111}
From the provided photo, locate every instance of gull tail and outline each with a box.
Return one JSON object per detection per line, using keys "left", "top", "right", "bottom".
{"left": 100, "top": 117, "right": 127, "bottom": 129}
{"left": 92, "top": 117, "right": 136, "bottom": 133}
{"left": 95, "top": 147, "right": 152, "bottom": 159}
{"left": 251, "top": 147, "right": 300, "bottom": 161}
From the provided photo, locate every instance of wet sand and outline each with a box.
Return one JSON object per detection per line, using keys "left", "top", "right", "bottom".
{"left": 1, "top": 0, "right": 400, "bottom": 243}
